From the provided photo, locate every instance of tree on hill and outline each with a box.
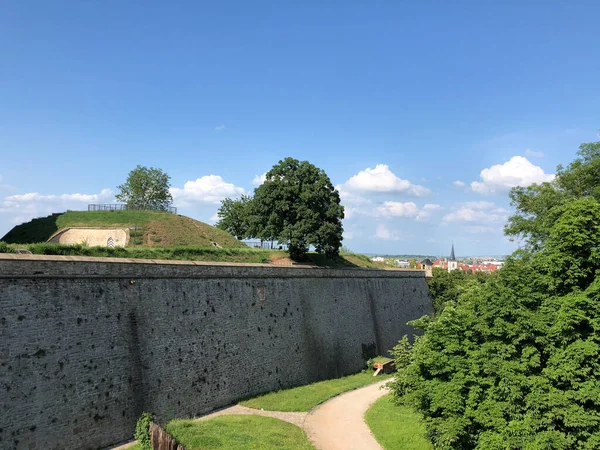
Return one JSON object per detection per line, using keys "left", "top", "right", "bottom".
{"left": 216, "top": 195, "right": 253, "bottom": 240}
{"left": 116, "top": 165, "right": 173, "bottom": 211}
{"left": 391, "top": 140, "right": 600, "bottom": 449}
{"left": 251, "top": 157, "right": 344, "bottom": 260}
{"left": 217, "top": 158, "right": 345, "bottom": 260}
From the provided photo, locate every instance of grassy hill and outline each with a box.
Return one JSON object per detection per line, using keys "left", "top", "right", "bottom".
{"left": 1, "top": 210, "right": 246, "bottom": 248}
{"left": 1, "top": 211, "right": 395, "bottom": 268}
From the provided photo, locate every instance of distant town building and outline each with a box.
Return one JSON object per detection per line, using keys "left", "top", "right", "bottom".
{"left": 371, "top": 256, "right": 385, "bottom": 262}
{"left": 448, "top": 243, "right": 458, "bottom": 272}
{"left": 482, "top": 260, "right": 504, "bottom": 268}
{"left": 420, "top": 258, "right": 433, "bottom": 277}
{"left": 395, "top": 259, "right": 410, "bottom": 268}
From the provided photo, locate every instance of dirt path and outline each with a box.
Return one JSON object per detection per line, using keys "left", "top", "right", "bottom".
{"left": 303, "top": 379, "right": 390, "bottom": 450}
{"left": 197, "top": 404, "right": 308, "bottom": 428}
{"left": 110, "top": 379, "right": 390, "bottom": 450}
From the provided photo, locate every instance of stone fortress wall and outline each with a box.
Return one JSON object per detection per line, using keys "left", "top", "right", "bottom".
{"left": 0, "top": 255, "right": 433, "bottom": 450}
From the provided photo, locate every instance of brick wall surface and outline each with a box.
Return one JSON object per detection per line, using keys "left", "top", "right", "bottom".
{"left": 0, "top": 255, "right": 433, "bottom": 450}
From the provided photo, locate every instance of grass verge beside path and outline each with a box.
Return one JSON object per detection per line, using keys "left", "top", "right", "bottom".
{"left": 166, "top": 416, "right": 314, "bottom": 450}
{"left": 365, "top": 394, "right": 433, "bottom": 450}
{"left": 240, "top": 371, "right": 391, "bottom": 412}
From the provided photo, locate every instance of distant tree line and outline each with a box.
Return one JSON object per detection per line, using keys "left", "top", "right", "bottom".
{"left": 392, "top": 140, "right": 600, "bottom": 449}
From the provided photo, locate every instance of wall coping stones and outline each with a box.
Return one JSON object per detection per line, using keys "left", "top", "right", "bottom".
{"left": 0, "top": 253, "right": 425, "bottom": 279}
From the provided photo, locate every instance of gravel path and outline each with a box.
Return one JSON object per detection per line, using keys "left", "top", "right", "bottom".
{"left": 303, "top": 379, "right": 390, "bottom": 450}
{"left": 110, "top": 379, "right": 391, "bottom": 450}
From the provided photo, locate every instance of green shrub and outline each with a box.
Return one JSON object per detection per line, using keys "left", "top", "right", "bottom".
{"left": 134, "top": 412, "right": 154, "bottom": 450}
{"left": 0, "top": 241, "right": 9, "bottom": 253}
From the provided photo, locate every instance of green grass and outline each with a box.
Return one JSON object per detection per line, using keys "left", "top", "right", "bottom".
{"left": 365, "top": 395, "right": 433, "bottom": 450}
{"left": 309, "top": 252, "right": 384, "bottom": 268}
{"left": 0, "top": 241, "right": 391, "bottom": 268}
{"left": 0, "top": 242, "right": 274, "bottom": 263}
{"left": 371, "top": 356, "right": 393, "bottom": 364}
{"left": 240, "top": 371, "right": 391, "bottom": 412}
{"left": 1, "top": 210, "right": 246, "bottom": 248}
{"left": 165, "top": 416, "right": 314, "bottom": 450}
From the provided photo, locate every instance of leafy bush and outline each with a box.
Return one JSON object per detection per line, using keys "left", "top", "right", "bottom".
{"left": 134, "top": 412, "right": 154, "bottom": 450}
{"left": 391, "top": 143, "right": 600, "bottom": 449}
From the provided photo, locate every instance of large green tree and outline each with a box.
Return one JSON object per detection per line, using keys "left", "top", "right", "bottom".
{"left": 392, "top": 141, "right": 600, "bottom": 450}
{"left": 218, "top": 158, "right": 344, "bottom": 259}
{"left": 427, "top": 267, "right": 491, "bottom": 314}
{"left": 251, "top": 157, "right": 344, "bottom": 260}
{"left": 116, "top": 165, "right": 173, "bottom": 211}
{"left": 506, "top": 141, "right": 600, "bottom": 251}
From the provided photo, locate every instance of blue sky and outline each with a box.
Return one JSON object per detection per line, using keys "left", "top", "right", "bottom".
{"left": 1, "top": 1, "right": 599, "bottom": 256}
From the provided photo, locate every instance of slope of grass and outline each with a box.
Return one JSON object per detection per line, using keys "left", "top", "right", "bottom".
{"left": 365, "top": 395, "right": 433, "bottom": 450}
{"left": 240, "top": 371, "right": 391, "bottom": 412}
{"left": 166, "top": 416, "right": 314, "bottom": 450}
{"left": 1, "top": 210, "right": 246, "bottom": 248}
{"left": 309, "top": 252, "right": 384, "bottom": 268}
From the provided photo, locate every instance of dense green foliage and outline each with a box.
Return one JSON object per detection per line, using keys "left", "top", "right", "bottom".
{"left": 391, "top": 141, "right": 600, "bottom": 449}
{"left": 365, "top": 395, "right": 433, "bottom": 450}
{"left": 116, "top": 165, "right": 173, "bottom": 211}
{"left": 165, "top": 416, "right": 314, "bottom": 450}
{"left": 240, "top": 370, "right": 390, "bottom": 412}
{"left": 506, "top": 142, "right": 600, "bottom": 251}
{"left": 217, "top": 157, "right": 344, "bottom": 260}
{"left": 133, "top": 412, "right": 153, "bottom": 450}
{"left": 427, "top": 268, "right": 492, "bottom": 313}
{"left": 216, "top": 195, "right": 253, "bottom": 239}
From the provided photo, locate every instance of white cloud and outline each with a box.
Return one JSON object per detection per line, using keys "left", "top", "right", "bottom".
{"left": 376, "top": 201, "right": 441, "bottom": 221}
{"left": 376, "top": 201, "right": 419, "bottom": 218}
{"left": 470, "top": 156, "right": 554, "bottom": 194}
{"left": 215, "top": 125, "right": 226, "bottom": 131}
{"left": 373, "top": 224, "right": 413, "bottom": 241}
{"left": 336, "top": 186, "right": 373, "bottom": 219}
{"left": 524, "top": 148, "right": 544, "bottom": 158}
{"left": 465, "top": 225, "right": 496, "bottom": 234}
{"left": 252, "top": 173, "right": 267, "bottom": 187}
{"left": 341, "top": 164, "right": 430, "bottom": 196}
{"left": 0, "top": 188, "right": 115, "bottom": 226}
{"left": 452, "top": 180, "right": 466, "bottom": 187}
{"left": 170, "top": 175, "right": 245, "bottom": 206}
{"left": 462, "top": 201, "right": 496, "bottom": 210}
{"left": 421, "top": 204, "right": 442, "bottom": 218}
{"left": 442, "top": 201, "right": 509, "bottom": 224}
{"left": 3, "top": 190, "right": 113, "bottom": 205}
{"left": 374, "top": 224, "right": 397, "bottom": 240}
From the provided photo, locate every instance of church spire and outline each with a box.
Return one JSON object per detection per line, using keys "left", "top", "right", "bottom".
{"left": 450, "top": 242, "right": 456, "bottom": 261}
